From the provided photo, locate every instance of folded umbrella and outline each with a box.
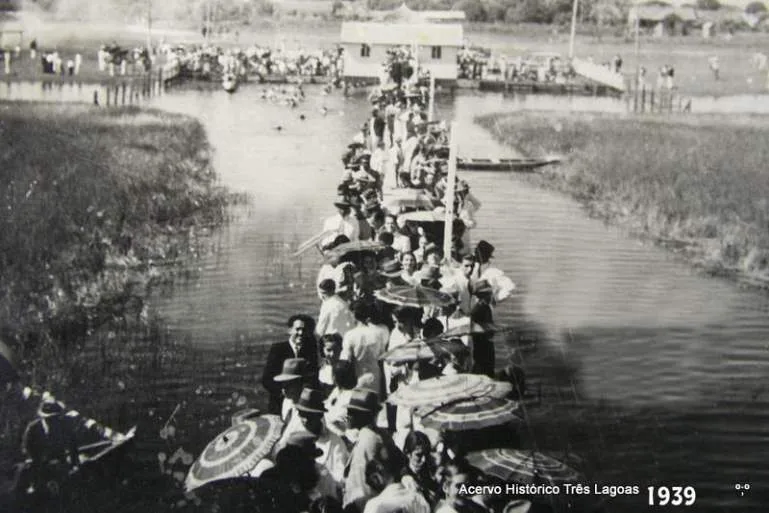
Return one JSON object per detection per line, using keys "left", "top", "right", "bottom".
{"left": 185, "top": 415, "right": 284, "bottom": 492}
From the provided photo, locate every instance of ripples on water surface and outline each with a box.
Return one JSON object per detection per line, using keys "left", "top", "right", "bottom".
{"left": 3, "top": 83, "right": 768, "bottom": 511}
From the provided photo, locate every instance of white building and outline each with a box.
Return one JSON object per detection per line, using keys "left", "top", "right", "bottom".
{"left": 339, "top": 21, "right": 463, "bottom": 85}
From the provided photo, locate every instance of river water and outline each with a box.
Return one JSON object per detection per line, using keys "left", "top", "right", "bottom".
{"left": 4, "top": 82, "right": 769, "bottom": 511}
{"left": 137, "top": 86, "right": 769, "bottom": 512}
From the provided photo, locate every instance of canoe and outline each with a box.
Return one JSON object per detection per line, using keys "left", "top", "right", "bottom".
{"left": 457, "top": 156, "right": 561, "bottom": 172}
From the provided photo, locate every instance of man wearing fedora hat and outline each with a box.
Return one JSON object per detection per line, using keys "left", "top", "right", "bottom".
{"left": 472, "top": 240, "right": 516, "bottom": 307}
{"left": 262, "top": 317, "right": 319, "bottom": 415}
{"left": 322, "top": 195, "right": 360, "bottom": 248}
{"left": 293, "top": 388, "right": 349, "bottom": 493}
{"left": 343, "top": 388, "right": 405, "bottom": 513}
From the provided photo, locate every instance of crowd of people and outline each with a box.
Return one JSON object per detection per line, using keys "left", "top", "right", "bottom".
{"left": 158, "top": 43, "right": 344, "bottom": 83}
{"left": 247, "top": 77, "right": 552, "bottom": 513}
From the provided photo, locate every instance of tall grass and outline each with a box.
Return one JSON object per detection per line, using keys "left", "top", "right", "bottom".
{"left": 477, "top": 112, "right": 769, "bottom": 283}
{"left": 0, "top": 101, "right": 230, "bottom": 358}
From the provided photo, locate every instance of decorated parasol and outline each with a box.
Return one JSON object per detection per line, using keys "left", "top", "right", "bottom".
{"left": 466, "top": 449, "right": 582, "bottom": 485}
{"left": 374, "top": 285, "right": 456, "bottom": 309}
{"left": 387, "top": 373, "right": 501, "bottom": 408}
{"left": 323, "top": 240, "right": 385, "bottom": 264}
{"left": 185, "top": 415, "right": 283, "bottom": 492}
{"left": 382, "top": 189, "right": 435, "bottom": 214}
{"left": 417, "top": 396, "right": 521, "bottom": 431}
{"left": 380, "top": 339, "right": 435, "bottom": 364}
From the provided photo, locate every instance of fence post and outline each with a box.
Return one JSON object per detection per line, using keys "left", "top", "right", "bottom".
{"left": 93, "top": 90, "right": 99, "bottom": 106}
{"left": 106, "top": 87, "right": 110, "bottom": 106}
{"left": 650, "top": 90, "right": 655, "bottom": 113}
{"left": 121, "top": 82, "right": 127, "bottom": 105}
{"left": 641, "top": 87, "right": 646, "bottom": 113}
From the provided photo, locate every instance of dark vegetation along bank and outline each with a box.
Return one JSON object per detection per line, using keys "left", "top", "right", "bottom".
{"left": 478, "top": 112, "right": 769, "bottom": 289}
{"left": 0, "top": 102, "right": 235, "bottom": 485}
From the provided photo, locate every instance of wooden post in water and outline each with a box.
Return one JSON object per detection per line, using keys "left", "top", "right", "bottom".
{"left": 106, "top": 87, "right": 110, "bottom": 106}
{"left": 640, "top": 86, "right": 645, "bottom": 113}
{"left": 428, "top": 74, "right": 435, "bottom": 122}
{"left": 122, "top": 83, "right": 127, "bottom": 105}
{"left": 93, "top": 90, "right": 99, "bottom": 106}
{"left": 442, "top": 121, "right": 459, "bottom": 263}
{"left": 650, "top": 90, "right": 655, "bottom": 113}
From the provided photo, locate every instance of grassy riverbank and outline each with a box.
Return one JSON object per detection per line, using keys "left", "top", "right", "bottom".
{"left": 0, "top": 101, "right": 238, "bottom": 507}
{"left": 477, "top": 112, "right": 769, "bottom": 287}
{"left": 0, "top": 100, "right": 234, "bottom": 386}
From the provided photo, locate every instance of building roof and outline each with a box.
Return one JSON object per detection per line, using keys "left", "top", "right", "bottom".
{"left": 340, "top": 22, "right": 463, "bottom": 46}
{"left": 368, "top": 4, "right": 466, "bottom": 23}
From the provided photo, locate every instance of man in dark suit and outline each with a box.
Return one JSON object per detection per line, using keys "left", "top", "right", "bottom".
{"left": 262, "top": 315, "right": 319, "bottom": 415}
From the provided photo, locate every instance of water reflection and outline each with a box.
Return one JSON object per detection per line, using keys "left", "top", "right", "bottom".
{"left": 3, "top": 82, "right": 768, "bottom": 511}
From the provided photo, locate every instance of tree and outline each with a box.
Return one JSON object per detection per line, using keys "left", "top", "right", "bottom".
{"left": 746, "top": 1, "right": 767, "bottom": 14}
{"left": 696, "top": 0, "right": 721, "bottom": 10}
{"left": 453, "top": 0, "right": 488, "bottom": 21}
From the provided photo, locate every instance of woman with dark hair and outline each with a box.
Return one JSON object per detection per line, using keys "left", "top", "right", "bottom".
{"left": 324, "top": 360, "right": 357, "bottom": 437}
{"left": 402, "top": 431, "right": 441, "bottom": 507}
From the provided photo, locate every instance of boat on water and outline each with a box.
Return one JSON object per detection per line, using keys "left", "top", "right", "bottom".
{"left": 222, "top": 73, "right": 238, "bottom": 93}
{"left": 456, "top": 156, "right": 562, "bottom": 172}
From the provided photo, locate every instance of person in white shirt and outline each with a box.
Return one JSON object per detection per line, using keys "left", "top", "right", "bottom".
{"left": 341, "top": 302, "right": 389, "bottom": 398}
{"left": 294, "top": 388, "right": 350, "bottom": 497}
{"left": 472, "top": 240, "right": 515, "bottom": 306}
{"left": 316, "top": 279, "right": 355, "bottom": 339}
{"left": 271, "top": 358, "right": 311, "bottom": 456}
{"left": 363, "top": 458, "right": 430, "bottom": 513}
{"left": 441, "top": 254, "right": 477, "bottom": 316}
{"left": 384, "top": 307, "right": 421, "bottom": 431}
{"left": 321, "top": 195, "right": 360, "bottom": 247}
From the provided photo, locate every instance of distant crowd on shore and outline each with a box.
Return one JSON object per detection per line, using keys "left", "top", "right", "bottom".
{"left": 159, "top": 43, "right": 344, "bottom": 82}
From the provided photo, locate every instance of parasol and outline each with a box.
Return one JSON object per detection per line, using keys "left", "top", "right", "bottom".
{"left": 417, "top": 396, "right": 520, "bottom": 431}
{"left": 185, "top": 415, "right": 283, "bottom": 492}
{"left": 387, "top": 373, "right": 499, "bottom": 408}
{"left": 438, "top": 322, "right": 508, "bottom": 339}
{"left": 0, "top": 339, "right": 18, "bottom": 383}
{"left": 374, "top": 285, "right": 456, "bottom": 309}
{"left": 380, "top": 339, "right": 435, "bottom": 364}
{"left": 292, "top": 229, "right": 338, "bottom": 258}
{"left": 323, "top": 240, "right": 385, "bottom": 263}
{"left": 466, "top": 449, "right": 581, "bottom": 485}
{"left": 382, "top": 189, "right": 435, "bottom": 214}
{"left": 398, "top": 210, "right": 447, "bottom": 223}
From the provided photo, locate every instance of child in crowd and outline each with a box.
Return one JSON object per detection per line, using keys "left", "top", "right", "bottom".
{"left": 318, "top": 333, "right": 343, "bottom": 396}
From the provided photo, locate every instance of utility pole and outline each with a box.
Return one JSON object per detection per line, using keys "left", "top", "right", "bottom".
{"left": 568, "top": 0, "right": 579, "bottom": 60}
{"left": 146, "top": 0, "right": 152, "bottom": 54}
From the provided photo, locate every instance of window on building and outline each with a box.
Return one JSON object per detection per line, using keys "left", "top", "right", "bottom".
{"left": 360, "top": 44, "right": 371, "bottom": 58}
{"left": 431, "top": 46, "right": 442, "bottom": 60}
